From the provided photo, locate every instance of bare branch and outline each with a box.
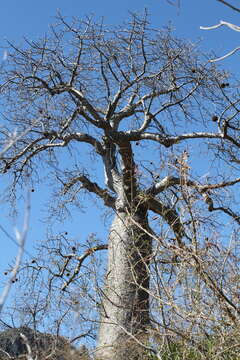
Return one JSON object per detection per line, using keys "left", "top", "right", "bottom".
{"left": 147, "top": 196, "right": 185, "bottom": 246}
{"left": 0, "top": 193, "right": 30, "bottom": 314}
{"left": 2, "top": 132, "right": 104, "bottom": 172}
{"left": 61, "top": 244, "right": 108, "bottom": 291}
{"left": 123, "top": 130, "right": 223, "bottom": 147}
{"left": 200, "top": 20, "right": 240, "bottom": 32}
{"left": 62, "top": 174, "right": 115, "bottom": 208}
{"left": 208, "top": 47, "right": 240, "bottom": 62}
{"left": 147, "top": 175, "right": 240, "bottom": 195}
{"left": 200, "top": 20, "right": 240, "bottom": 62}
{"left": 216, "top": 0, "right": 240, "bottom": 13}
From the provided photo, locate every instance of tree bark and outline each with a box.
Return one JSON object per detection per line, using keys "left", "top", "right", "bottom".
{"left": 96, "top": 209, "right": 152, "bottom": 360}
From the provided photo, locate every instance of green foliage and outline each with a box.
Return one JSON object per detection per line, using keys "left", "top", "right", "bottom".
{"left": 145, "top": 335, "right": 240, "bottom": 360}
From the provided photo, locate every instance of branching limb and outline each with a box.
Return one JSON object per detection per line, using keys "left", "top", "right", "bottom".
{"left": 15, "top": 75, "right": 108, "bottom": 129}
{"left": 43, "top": 131, "right": 104, "bottom": 154}
{"left": 61, "top": 245, "right": 108, "bottom": 291}
{"left": 147, "top": 176, "right": 185, "bottom": 195}
{"left": 147, "top": 197, "right": 185, "bottom": 246}
{"left": 112, "top": 77, "right": 200, "bottom": 132}
{"left": 147, "top": 175, "right": 240, "bottom": 195}
{"left": 2, "top": 132, "right": 104, "bottom": 172}
{"left": 58, "top": 108, "right": 79, "bottom": 135}
{"left": 144, "top": 172, "right": 240, "bottom": 248}
{"left": 62, "top": 174, "right": 116, "bottom": 208}
{"left": 69, "top": 39, "right": 83, "bottom": 87}
{"left": 111, "top": 85, "right": 183, "bottom": 128}
{"left": 200, "top": 177, "right": 240, "bottom": 191}
{"left": 124, "top": 130, "right": 224, "bottom": 147}
{"left": 69, "top": 88, "right": 108, "bottom": 127}
{"left": 210, "top": 204, "right": 240, "bottom": 224}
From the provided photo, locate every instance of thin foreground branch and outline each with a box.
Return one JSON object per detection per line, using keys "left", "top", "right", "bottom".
{"left": 208, "top": 47, "right": 240, "bottom": 62}
{"left": 0, "top": 193, "right": 30, "bottom": 314}
{"left": 200, "top": 20, "right": 240, "bottom": 62}
{"left": 200, "top": 20, "right": 240, "bottom": 32}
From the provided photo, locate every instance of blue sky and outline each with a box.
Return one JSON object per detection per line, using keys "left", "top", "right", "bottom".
{"left": 1, "top": 0, "right": 240, "bottom": 59}
{"left": 1, "top": 0, "right": 240, "bottom": 319}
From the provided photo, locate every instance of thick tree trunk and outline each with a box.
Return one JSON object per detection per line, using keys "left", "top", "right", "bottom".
{"left": 96, "top": 209, "right": 152, "bottom": 360}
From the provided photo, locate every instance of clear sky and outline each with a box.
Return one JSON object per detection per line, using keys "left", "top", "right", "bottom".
{"left": 1, "top": 0, "right": 240, "bottom": 317}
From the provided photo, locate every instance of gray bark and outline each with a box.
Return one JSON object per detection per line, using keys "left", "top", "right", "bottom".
{"left": 96, "top": 209, "right": 152, "bottom": 360}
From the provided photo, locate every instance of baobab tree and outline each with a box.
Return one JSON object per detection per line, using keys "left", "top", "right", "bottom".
{"left": 1, "top": 12, "right": 240, "bottom": 359}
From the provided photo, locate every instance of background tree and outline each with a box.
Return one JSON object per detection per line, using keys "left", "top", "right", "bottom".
{"left": 1, "top": 12, "right": 240, "bottom": 360}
